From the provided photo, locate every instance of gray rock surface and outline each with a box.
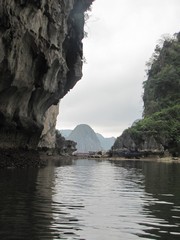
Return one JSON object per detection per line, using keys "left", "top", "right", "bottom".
{"left": 0, "top": 0, "right": 91, "bottom": 149}
{"left": 38, "top": 104, "right": 59, "bottom": 149}
{"left": 113, "top": 129, "right": 164, "bottom": 156}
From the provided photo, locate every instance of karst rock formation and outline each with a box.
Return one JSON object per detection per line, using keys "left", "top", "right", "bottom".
{"left": 0, "top": 0, "right": 93, "bottom": 149}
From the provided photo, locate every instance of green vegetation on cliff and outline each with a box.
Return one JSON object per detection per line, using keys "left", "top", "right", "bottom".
{"left": 143, "top": 33, "right": 180, "bottom": 116}
{"left": 113, "top": 33, "right": 180, "bottom": 156}
{"left": 128, "top": 105, "right": 180, "bottom": 155}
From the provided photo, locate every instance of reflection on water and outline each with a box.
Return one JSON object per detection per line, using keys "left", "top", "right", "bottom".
{"left": 0, "top": 159, "right": 180, "bottom": 240}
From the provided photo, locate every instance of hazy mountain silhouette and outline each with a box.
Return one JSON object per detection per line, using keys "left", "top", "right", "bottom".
{"left": 67, "top": 124, "right": 102, "bottom": 153}
{"left": 96, "top": 133, "right": 116, "bottom": 151}
{"left": 60, "top": 129, "right": 72, "bottom": 138}
{"left": 60, "top": 125, "right": 116, "bottom": 152}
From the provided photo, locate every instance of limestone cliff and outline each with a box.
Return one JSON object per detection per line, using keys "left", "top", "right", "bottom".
{"left": 38, "top": 104, "right": 59, "bottom": 149}
{"left": 112, "top": 128, "right": 164, "bottom": 158}
{"left": 0, "top": 0, "right": 94, "bottom": 149}
{"left": 112, "top": 33, "right": 180, "bottom": 157}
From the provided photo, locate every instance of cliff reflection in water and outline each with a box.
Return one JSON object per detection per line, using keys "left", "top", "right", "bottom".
{"left": 0, "top": 159, "right": 80, "bottom": 240}
{"left": 141, "top": 162, "right": 180, "bottom": 239}
{"left": 0, "top": 159, "right": 180, "bottom": 240}
{"left": 0, "top": 166, "right": 54, "bottom": 240}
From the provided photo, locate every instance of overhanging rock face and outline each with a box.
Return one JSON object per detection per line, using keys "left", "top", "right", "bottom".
{"left": 0, "top": 0, "right": 90, "bottom": 149}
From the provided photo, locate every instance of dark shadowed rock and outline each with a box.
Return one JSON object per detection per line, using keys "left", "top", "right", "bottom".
{"left": 0, "top": 148, "right": 46, "bottom": 168}
{"left": 55, "top": 130, "right": 76, "bottom": 155}
{"left": 0, "top": 0, "right": 93, "bottom": 149}
{"left": 112, "top": 129, "right": 164, "bottom": 158}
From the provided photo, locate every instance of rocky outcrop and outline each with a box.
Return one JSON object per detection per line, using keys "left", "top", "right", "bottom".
{"left": 112, "top": 33, "right": 180, "bottom": 158}
{"left": 56, "top": 130, "right": 76, "bottom": 155}
{"left": 0, "top": 0, "right": 93, "bottom": 149}
{"left": 112, "top": 129, "right": 164, "bottom": 158}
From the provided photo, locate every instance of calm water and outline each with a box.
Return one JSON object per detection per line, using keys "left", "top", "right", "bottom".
{"left": 0, "top": 159, "right": 180, "bottom": 240}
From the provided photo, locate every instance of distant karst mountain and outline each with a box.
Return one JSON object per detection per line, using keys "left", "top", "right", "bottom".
{"left": 60, "top": 125, "right": 115, "bottom": 152}
{"left": 60, "top": 130, "right": 72, "bottom": 139}
{"left": 67, "top": 124, "right": 102, "bottom": 153}
{"left": 96, "top": 133, "right": 116, "bottom": 151}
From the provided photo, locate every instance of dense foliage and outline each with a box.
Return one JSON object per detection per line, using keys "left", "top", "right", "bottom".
{"left": 114, "top": 32, "right": 180, "bottom": 156}
{"left": 128, "top": 105, "right": 180, "bottom": 155}
{"left": 143, "top": 33, "right": 180, "bottom": 116}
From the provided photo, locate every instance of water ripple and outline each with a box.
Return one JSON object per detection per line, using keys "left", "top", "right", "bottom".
{"left": 0, "top": 159, "right": 180, "bottom": 240}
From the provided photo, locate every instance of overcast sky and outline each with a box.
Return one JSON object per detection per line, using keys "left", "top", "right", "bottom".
{"left": 56, "top": 0, "right": 180, "bottom": 137}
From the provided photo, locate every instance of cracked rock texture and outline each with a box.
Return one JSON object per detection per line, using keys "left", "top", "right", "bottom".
{"left": 113, "top": 130, "right": 164, "bottom": 153}
{"left": 0, "top": 0, "right": 91, "bottom": 149}
{"left": 38, "top": 104, "right": 59, "bottom": 149}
